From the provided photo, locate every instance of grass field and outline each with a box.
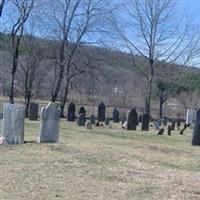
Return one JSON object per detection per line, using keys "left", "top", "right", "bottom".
{"left": 0, "top": 120, "right": 200, "bottom": 200}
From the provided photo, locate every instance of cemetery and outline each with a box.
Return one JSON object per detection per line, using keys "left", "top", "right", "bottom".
{"left": 0, "top": 0, "right": 200, "bottom": 199}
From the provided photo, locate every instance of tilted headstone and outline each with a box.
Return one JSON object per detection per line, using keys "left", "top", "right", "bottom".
{"left": 192, "top": 109, "right": 200, "bottom": 146}
{"left": 98, "top": 102, "right": 105, "bottom": 122}
{"left": 113, "top": 108, "right": 119, "bottom": 123}
{"left": 127, "top": 108, "right": 138, "bottom": 130}
{"left": 90, "top": 115, "right": 95, "bottom": 125}
{"left": 67, "top": 102, "right": 76, "bottom": 121}
{"left": 186, "top": 109, "right": 196, "bottom": 125}
{"left": 77, "top": 113, "right": 86, "bottom": 126}
{"left": 38, "top": 102, "right": 61, "bottom": 143}
{"left": 3, "top": 103, "right": 25, "bottom": 144}
{"left": 29, "top": 102, "right": 38, "bottom": 121}
{"left": 141, "top": 113, "right": 149, "bottom": 131}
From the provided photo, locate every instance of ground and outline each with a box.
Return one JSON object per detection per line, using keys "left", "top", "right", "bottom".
{"left": 0, "top": 120, "right": 200, "bottom": 200}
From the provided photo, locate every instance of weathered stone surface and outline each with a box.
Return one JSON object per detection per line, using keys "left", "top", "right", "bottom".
{"left": 126, "top": 108, "right": 138, "bottom": 130}
{"left": 90, "top": 115, "right": 95, "bottom": 125}
{"left": 98, "top": 102, "right": 105, "bottom": 122}
{"left": 113, "top": 108, "right": 119, "bottom": 123}
{"left": 77, "top": 113, "right": 86, "bottom": 126}
{"left": 186, "top": 109, "right": 196, "bottom": 125}
{"left": 67, "top": 103, "right": 76, "bottom": 121}
{"left": 141, "top": 113, "right": 149, "bottom": 131}
{"left": 192, "top": 109, "right": 200, "bottom": 145}
{"left": 79, "top": 107, "right": 86, "bottom": 116}
{"left": 39, "top": 102, "right": 61, "bottom": 143}
{"left": 3, "top": 103, "right": 25, "bottom": 144}
{"left": 29, "top": 102, "right": 38, "bottom": 121}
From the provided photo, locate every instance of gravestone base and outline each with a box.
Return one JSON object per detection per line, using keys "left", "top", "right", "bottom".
{"left": 3, "top": 103, "right": 25, "bottom": 145}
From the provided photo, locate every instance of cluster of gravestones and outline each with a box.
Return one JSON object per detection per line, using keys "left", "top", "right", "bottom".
{"left": 1, "top": 101, "right": 200, "bottom": 146}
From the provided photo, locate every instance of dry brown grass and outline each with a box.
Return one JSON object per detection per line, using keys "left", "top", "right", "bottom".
{"left": 0, "top": 120, "right": 200, "bottom": 200}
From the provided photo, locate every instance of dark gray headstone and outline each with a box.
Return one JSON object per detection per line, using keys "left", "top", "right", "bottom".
{"left": 113, "top": 108, "right": 119, "bottom": 123}
{"left": 39, "top": 102, "right": 61, "bottom": 143}
{"left": 29, "top": 102, "right": 38, "bottom": 121}
{"left": 192, "top": 109, "right": 200, "bottom": 146}
{"left": 67, "top": 103, "right": 76, "bottom": 121}
{"left": 77, "top": 113, "right": 86, "bottom": 126}
{"left": 171, "top": 120, "right": 176, "bottom": 130}
{"left": 141, "top": 113, "right": 149, "bottom": 131}
{"left": 79, "top": 106, "right": 86, "bottom": 116}
{"left": 138, "top": 114, "right": 142, "bottom": 123}
{"left": 98, "top": 102, "right": 105, "bottom": 122}
{"left": 127, "top": 108, "right": 138, "bottom": 130}
{"left": 90, "top": 115, "right": 95, "bottom": 125}
{"left": 168, "top": 125, "right": 171, "bottom": 135}
{"left": 3, "top": 103, "right": 25, "bottom": 144}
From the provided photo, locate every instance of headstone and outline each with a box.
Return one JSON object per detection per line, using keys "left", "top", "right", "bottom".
{"left": 186, "top": 109, "right": 196, "bottom": 126}
{"left": 0, "top": 112, "right": 3, "bottom": 119}
{"left": 177, "top": 119, "right": 181, "bottom": 130}
{"left": 29, "top": 102, "right": 38, "bottom": 121}
{"left": 98, "top": 102, "right": 105, "bottom": 122}
{"left": 138, "top": 114, "right": 143, "bottom": 123}
{"left": 154, "top": 120, "right": 160, "bottom": 131}
{"left": 3, "top": 103, "right": 25, "bottom": 144}
{"left": 79, "top": 106, "right": 86, "bottom": 116}
{"left": 90, "top": 115, "right": 95, "bottom": 125}
{"left": 141, "top": 113, "right": 149, "bottom": 131}
{"left": 168, "top": 125, "right": 171, "bottom": 135}
{"left": 171, "top": 120, "right": 176, "bottom": 130}
{"left": 105, "top": 118, "right": 110, "bottom": 125}
{"left": 192, "top": 109, "right": 200, "bottom": 145}
{"left": 157, "top": 128, "right": 164, "bottom": 135}
{"left": 180, "top": 123, "right": 190, "bottom": 135}
{"left": 127, "top": 108, "right": 138, "bottom": 130}
{"left": 77, "top": 113, "right": 86, "bottom": 126}
{"left": 38, "top": 102, "right": 61, "bottom": 143}
{"left": 67, "top": 103, "right": 76, "bottom": 121}
{"left": 113, "top": 108, "right": 119, "bottom": 123}
{"left": 86, "top": 121, "right": 92, "bottom": 129}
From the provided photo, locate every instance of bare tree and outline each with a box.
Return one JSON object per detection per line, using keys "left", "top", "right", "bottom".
{"left": 43, "top": 0, "right": 111, "bottom": 116}
{"left": 9, "top": 0, "right": 35, "bottom": 103}
{"left": 114, "top": 0, "right": 200, "bottom": 128}
{"left": 0, "top": 0, "right": 5, "bottom": 17}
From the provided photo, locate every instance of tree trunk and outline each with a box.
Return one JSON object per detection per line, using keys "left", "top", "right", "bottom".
{"left": 9, "top": 72, "right": 15, "bottom": 104}
{"left": 51, "top": 41, "right": 65, "bottom": 102}
{"left": 25, "top": 91, "right": 31, "bottom": 117}
{"left": 159, "top": 95, "right": 163, "bottom": 119}
{"left": 60, "top": 82, "right": 69, "bottom": 118}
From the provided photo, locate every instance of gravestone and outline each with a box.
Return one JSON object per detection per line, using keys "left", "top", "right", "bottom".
{"left": 39, "top": 102, "right": 61, "bottom": 143}
{"left": 105, "top": 118, "right": 110, "bottom": 125}
{"left": 3, "top": 103, "right": 25, "bottom": 144}
{"left": 180, "top": 123, "right": 190, "bottom": 135}
{"left": 113, "top": 108, "right": 119, "bottom": 123}
{"left": 77, "top": 113, "right": 86, "bottom": 126}
{"left": 177, "top": 119, "right": 181, "bottom": 130}
{"left": 186, "top": 109, "right": 196, "bottom": 126}
{"left": 29, "top": 102, "right": 38, "bottom": 121}
{"left": 138, "top": 114, "right": 143, "bottom": 123}
{"left": 171, "top": 120, "right": 176, "bottom": 130}
{"left": 79, "top": 106, "right": 86, "bottom": 116}
{"left": 86, "top": 121, "right": 92, "bottom": 129}
{"left": 192, "top": 109, "right": 200, "bottom": 145}
{"left": 0, "top": 112, "right": 3, "bottom": 119}
{"left": 67, "top": 103, "right": 76, "bottom": 121}
{"left": 141, "top": 113, "right": 149, "bottom": 131}
{"left": 168, "top": 125, "right": 171, "bottom": 136}
{"left": 154, "top": 120, "right": 160, "bottom": 131}
{"left": 90, "top": 115, "right": 95, "bottom": 125}
{"left": 157, "top": 128, "right": 164, "bottom": 135}
{"left": 127, "top": 108, "right": 138, "bottom": 130}
{"left": 98, "top": 102, "right": 105, "bottom": 122}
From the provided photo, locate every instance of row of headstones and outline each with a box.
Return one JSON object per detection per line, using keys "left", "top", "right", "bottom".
{"left": 28, "top": 102, "right": 120, "bottom": 125}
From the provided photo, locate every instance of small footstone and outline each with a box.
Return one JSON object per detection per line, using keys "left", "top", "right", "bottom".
{"left": 3, "top": 103, "right": 25, "bottom": 145}
{"left": 39, "top": 102, "right": 61, "bottom": 143}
